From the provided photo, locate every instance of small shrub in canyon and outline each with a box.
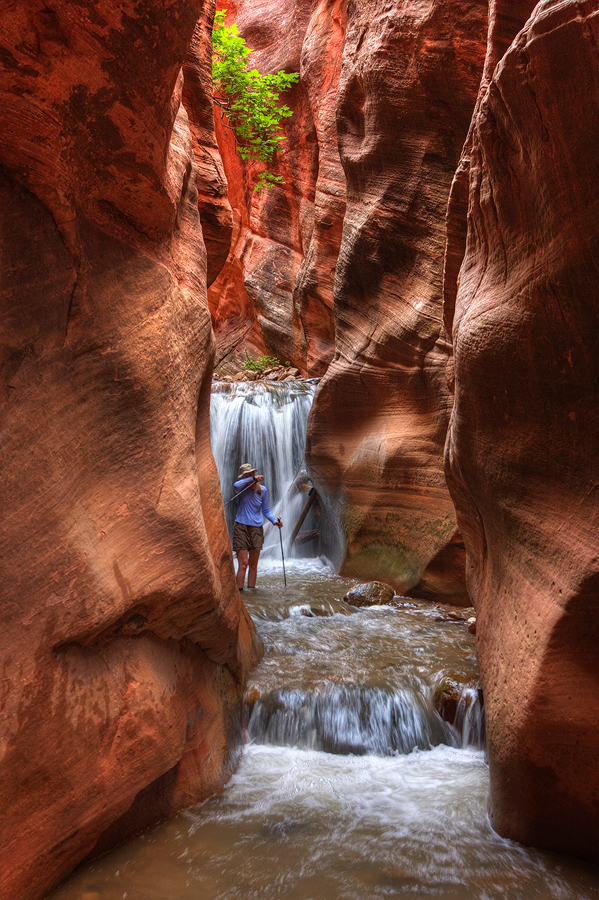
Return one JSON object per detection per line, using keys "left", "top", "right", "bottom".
{"left": 212, "top": 9, "right": 299, "bottom": 191}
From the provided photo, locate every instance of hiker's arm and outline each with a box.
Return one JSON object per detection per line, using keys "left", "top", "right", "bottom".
{"left": 233, "top": 476, "right": 254, "bottom": 490}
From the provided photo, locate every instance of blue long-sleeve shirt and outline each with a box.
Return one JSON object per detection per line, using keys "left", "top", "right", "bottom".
{"left": 233, "top": 477, "right": 278, "bottom": 526}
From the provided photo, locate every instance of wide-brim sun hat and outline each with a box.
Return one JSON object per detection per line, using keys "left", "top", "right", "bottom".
{"left": 239, "top": 463, "right": 257, "bottom": 477}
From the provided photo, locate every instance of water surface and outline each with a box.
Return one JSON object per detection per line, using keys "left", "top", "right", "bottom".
{"left": 50, "top": 563, "right": 599, "bottom": 900}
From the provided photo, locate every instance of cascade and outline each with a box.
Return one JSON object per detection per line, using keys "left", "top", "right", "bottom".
{"left": 51, "top": 386, "right": 595, "bottom": 898}
{"left": 210, "top": 381, "right": 319, "bottom": 558}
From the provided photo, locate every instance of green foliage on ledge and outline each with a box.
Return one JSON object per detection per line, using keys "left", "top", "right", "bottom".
{"left": 212, "top": 9, "right": 299, "bottom": 192}
{"left": 242, "top": 352, "right": 281, "bottom": 373}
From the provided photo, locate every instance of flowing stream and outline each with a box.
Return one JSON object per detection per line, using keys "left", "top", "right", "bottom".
{"left": 50, "top": 384, "right": 599, "bottom": 900}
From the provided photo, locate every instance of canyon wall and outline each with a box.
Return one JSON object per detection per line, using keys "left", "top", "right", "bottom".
{"left": 213, "top": 0, "right": 488, "bottom": 602}
{"left": 444, "top": 0, "right": 599, "bottom": 860}
{"left": 306, "top": 0, "right": 488, "bottom": 599}
{"left": 209, "top": 0, "right": 346, "bottom": 373}
{"left": 0, "top": 3, "right": 260, "bottom": 899}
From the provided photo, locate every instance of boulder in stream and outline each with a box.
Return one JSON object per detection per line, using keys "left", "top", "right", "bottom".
{"left": 343, "top": 582, "right": 395, "bottom": 608}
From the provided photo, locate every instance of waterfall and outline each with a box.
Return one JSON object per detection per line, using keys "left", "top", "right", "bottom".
{"left": 246, "top": 682, "right": 485, "bottom": 756}
{"left": 210, "top": 381, "right": 319, "bottom": 558}
{"left": 246, "top": 684, "right": 450, "bottom": 756}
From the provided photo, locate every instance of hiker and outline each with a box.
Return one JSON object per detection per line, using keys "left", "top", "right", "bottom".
{"left": 233, "top": 463, "right": 282, "bottom": 590}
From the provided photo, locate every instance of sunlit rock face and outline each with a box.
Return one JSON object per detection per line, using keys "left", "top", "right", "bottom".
{"left": 445, "top": 0, "right": 599, "bottom": 861}
{"left": 306, "top": 0, "right": 488, "bottom": 596}
{"left": 183, "top": 0, "right": 234, "bottom": 288}
{"left": 208, "top": 0, "right": 346, "bottom": 373}
{"left": 0, "top": 3, "right": 261, "bottom": 899}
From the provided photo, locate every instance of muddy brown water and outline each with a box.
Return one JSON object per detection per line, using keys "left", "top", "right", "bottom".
{"left": 50, "top": 561, "right": 599, "bottom": 900}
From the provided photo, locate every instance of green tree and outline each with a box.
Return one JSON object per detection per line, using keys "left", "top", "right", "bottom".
{"left": 212, "top": 9, "right": 299, "bottom": 191}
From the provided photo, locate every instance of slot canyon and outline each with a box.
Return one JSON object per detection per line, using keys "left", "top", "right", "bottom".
{"left": 0, "top": 1, "right": 597, "bottom": 899}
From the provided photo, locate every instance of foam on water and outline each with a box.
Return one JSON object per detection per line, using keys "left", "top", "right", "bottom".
{"left": 50, "top": 745, "right": 599, "bottom": 900}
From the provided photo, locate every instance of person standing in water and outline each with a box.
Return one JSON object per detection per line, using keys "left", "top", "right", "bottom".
{"left": 233, "top": 463, "right": 282, "bottom": 590}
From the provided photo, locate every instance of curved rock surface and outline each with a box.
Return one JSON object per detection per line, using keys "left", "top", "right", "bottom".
{"left": 183, "top": 0, "right": 234, "bottom": 289}
{"left": 0, "top": 3, "right": 260, "bottom": 899}
{"left": 306, "top": 0, "right": 488, "bottom": 596}
{"left": 445, "top": 0, "right": 599, "bottom": 860}
{"left": 209, "top": 0, "right": 346, "bottom": 373}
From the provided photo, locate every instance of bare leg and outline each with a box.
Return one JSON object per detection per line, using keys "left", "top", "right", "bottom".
{"left": 247, "top": 549, "right": 261, "bottom": 588}
{"left": 236, "top": 549, "right": 249, "bottom": 589}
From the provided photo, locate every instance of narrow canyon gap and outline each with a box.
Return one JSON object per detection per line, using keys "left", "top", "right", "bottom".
{"left": 208, "top": 0, "right": 599, "bottom": 864}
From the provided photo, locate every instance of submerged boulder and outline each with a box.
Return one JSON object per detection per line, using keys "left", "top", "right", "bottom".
{"left": 343, "top": 582, "right": 395, "bottom": 608}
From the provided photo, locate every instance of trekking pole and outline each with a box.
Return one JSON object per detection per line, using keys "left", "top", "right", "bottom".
{"left": 278, "top": 523, "right": 287, "bottom": 588}
{"left": 223, "top": 481, "right": 255, "bottom": 507}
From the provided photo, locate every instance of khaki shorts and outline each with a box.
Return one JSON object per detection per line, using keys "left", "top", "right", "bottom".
{"left": 233, "top": 522, "right": 264, "bottom": 552}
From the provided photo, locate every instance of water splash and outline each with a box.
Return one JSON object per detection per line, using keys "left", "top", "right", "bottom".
{"left": 454, "top": 684, "right": 486, "bottom": 751}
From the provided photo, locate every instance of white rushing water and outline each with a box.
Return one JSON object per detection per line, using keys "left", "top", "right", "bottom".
{"left": 48, "top": 389, "right": 599, "bottom": 900}
{"left": 210, "top": 382, "right": 318, "bottom": 559}
{"left": 50, "top": 741, "right": 599, "bottom": 900}
{"left": 244, "top": 561, "right": 484, "bottom": 757}
{"left": 50, "top": 566, "right": 599, "bottom": 900}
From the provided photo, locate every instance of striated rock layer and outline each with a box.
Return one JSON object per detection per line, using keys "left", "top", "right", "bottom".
{"left": 0, "top": 3, "right": 260, "bottom": 899}
{"left": 183, "top": 0, "right": 234, "bottom": 289}
{"left": 209, "top": 0, "right": 346, "bottom": 373}
{"left": 306, "top": 0, "right": 488, "bottom": 598}
{"left": 445, "top": 0, "right": 599, "bottom": 860}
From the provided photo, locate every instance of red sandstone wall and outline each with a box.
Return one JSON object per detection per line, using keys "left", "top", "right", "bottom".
{"left": 0, "top": 4, "right": 260, "bottom": 899}
{"left": 306, "top": 0, "right": 488, "bottom": 599}
{"left": 445, "top": 0, "right": 599, "bottom": 860}
{"left": 208, "top": 0, "right": 346, "bottom": 373}
{"left": 183, "top": 0, "right": 234, "bottom": 288}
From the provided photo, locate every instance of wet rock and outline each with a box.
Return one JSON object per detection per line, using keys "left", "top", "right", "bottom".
{"left": 245, "top": 370, "right": 258, "bottom": 381}
{"left": 433, "top": 677, "right": 478, "bottom": 733}
{"left": 467, "top": 617, "right": 477, "bottom": 635}
{"left": 343, "top": 582, "right": 395, "bottom": 608}
{"left": 434, "top": 611, "right": 467, "bottom": 624}
{"left": 433, "top": 680, "right": 463, "bottom": 727}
